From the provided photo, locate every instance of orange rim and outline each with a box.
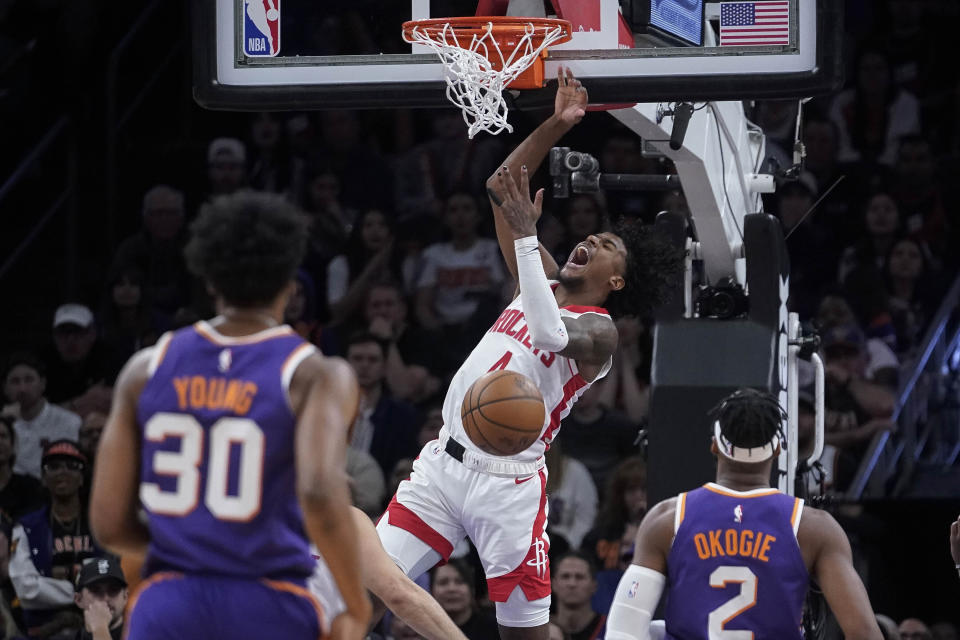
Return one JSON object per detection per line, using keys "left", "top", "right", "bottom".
{"left": 402, "top": 17, "right": 573, "bottom": 47}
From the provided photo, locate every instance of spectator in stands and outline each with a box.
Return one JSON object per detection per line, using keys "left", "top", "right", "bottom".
{"left": 951, "top": 511, "right": 960, "bottom": 582}
{"left": 393, "top": 110, "right": 503, "bottom": 218}
{"left": 365, "top": 282, "right": 442, "bottom": 403}
{"left": 816, "top": 292, "right": 899, "bottom": 386}
{"left": 876, "top": 614, "right": 899, "bottom": 640}
{"left": 416, "top": 405, "right": 443, "bottom": 449}
{"left": 561, "top": 383, "right": 639, "bottom": 495}
{"left": 414, "top": 192, "right": 507, "bottom": 359}
{"left": 299, "top": 163, "right": 355, "bottom": 319}
{"left": 931, "top": 622, "right": 959, "bottom": 640}
{"left": 821, "top": 323, "right": 897, "bottom": 491}
{"left": 599, "top": 134, "right": 653, "bottom": 220}
{"left": 838, "top": 191, "right": 902, "bottom": 284}
{"left": 829, "top": 46, "right": 921, "bottom": 166}
{"left": 10, "top": 441, "right": 100, "bottom": 639}
{"left": 326, "top": 208, "right": 408, "bottom": 325}
{"left": 345, "top": 445, "right": 386, "bottom": 520}
{"left": 885, "top": 236, "right": 940, "bottom": 357}
{"left": 316, "top": 110, "right": 395, "bottom": 211}
{"left": 41, "top": 305, "right": 120, "bottom": 414}
{"left": 4, "top": 352, "right": 81, "bottom": 480}
{"left": 345, "top": 332, "right": 421, "bottom": 477}
{"left": 597, "top": 316, "right": 651, "bottom": 424}
{"left": 545, "top": 440, "right": 598, "bottom": 552}
{"left": 284, "top": 269, "right": 321, "bottom": 344}
{"left": 110, "top": 184, "right": 192, "bottom": 320}
{"left": 899, "top": 618, "right": 933, "bottom": 640}
{"left": 73, "top": 557, "right": 127, "bottom": 640}
{"left": 247, "top": 112, "right": 294, "bottom": 195}
{"left": 0, "top": 415, "right": 43, "bottom": 519}
{"left": 801, "top": 114, "right": 864, "bottom": 243}
{"left": 206, "top": 137, "right": 247, "bottom": 197}
{"left": 0, "top": 510, "right": 24, "bottom": 637}
{"left": 76, "top": 412, "right": 106, "bottom": 467}
{"left": 551, "top": 552, "right": 605, "bottom": 640}
{"left": 97, "top": 265, "right": 161, "bottom": 363}
{"left": 775, "top": 178, "right": 840, "bottom": 318}
{"left": 429, "top": 560, "right": 498, "bottom": 640}
{"left": 583, "top": 458, "right": 648, "bottom": 571}
{"left": 891, "top": 135, "right": 950, "bottom": 262}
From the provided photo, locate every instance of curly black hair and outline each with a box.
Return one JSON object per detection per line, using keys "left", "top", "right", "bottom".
{"left": 604, "top": 221, "right": 684, "bottom": 318}
{"left": 184, "top": 190, "right": 309, "bottom": 308}
{"left": 708, "top": 387, "right": 786, "bottom": 450}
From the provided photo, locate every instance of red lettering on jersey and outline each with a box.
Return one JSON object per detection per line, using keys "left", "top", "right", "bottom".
{"left": 488, "top": 351, "right": 513, "bottom": 371}
{"left": 540, "top": 351, "right": 556, "bottom": 367}
{"left": 504, "top": 312, "right": 524, "bottom": 337}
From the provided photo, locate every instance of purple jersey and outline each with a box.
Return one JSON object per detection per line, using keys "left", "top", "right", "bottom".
{"left": 137, "top": 322, "right": 317, "bottom": 582}
{"left": 664, "top": 483, "right": 808, "bottom": 640}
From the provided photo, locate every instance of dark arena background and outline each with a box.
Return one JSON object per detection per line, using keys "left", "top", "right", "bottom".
{"left": 2, "top": 0, "right": 960, "bottom": 637}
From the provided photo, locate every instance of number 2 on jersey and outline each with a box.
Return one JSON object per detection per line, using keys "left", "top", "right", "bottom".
{"left": 707, "top": 566, "right": 757, "bottom": 640}
{"left": 140, "top": 412, "right": 265, "bottom": 521}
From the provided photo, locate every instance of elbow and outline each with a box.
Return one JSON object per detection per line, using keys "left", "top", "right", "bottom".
{"left": 298, "top": 471, "right": 349, "bottom": 510}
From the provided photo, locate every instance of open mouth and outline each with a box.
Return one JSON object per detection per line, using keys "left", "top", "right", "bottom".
{"left": 567, "top": 244, "right": 590, "bottom": 268}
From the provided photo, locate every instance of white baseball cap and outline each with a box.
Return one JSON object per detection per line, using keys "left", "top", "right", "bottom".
{"left": 207, "top": 137, "right": 246, "bottom": 164}
{"left": 53, "top": 304, "right": 94, "bottom": 329}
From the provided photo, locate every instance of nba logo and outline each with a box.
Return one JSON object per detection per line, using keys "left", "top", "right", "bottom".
{"left": 627, "top": 581, "right": 639, "bottom": 598}
{"left": 243, "top": 0, "right": 280, "bottom": 57}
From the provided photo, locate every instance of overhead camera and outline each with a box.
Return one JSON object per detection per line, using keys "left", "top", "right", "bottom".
{"left": 550, "top": 147, "right": 601, "bottom": 198}
{"left": 695, "top": 277, "right": 749, "bottom": 319}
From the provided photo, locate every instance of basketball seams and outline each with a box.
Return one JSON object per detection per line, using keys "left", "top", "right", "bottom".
{"left": 464, "top": 409, "right": 513, "bottom": 455}
{"left": 475, "top": 400, "right": 545, "bottom": 433}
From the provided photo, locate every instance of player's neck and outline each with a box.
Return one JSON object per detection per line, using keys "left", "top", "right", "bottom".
{"left": 213, "top": 304, "right": 283, "bottom": 336}
{"left": 552, "top": 282, "right": 604, "bottom": 310}
{"left": 714, "top": 468, "right": 771, "bottom": 493}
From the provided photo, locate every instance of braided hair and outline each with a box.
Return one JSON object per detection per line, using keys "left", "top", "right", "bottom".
{"left": 708, "top": 388, "right": 786, "bottom": 451}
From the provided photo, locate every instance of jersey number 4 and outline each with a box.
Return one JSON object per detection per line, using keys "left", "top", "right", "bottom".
{"left": 708, "top": 566, "right": 757, "bottom": 640}
{"left": 140, "top": 412, "right": 265, "bottom": 521}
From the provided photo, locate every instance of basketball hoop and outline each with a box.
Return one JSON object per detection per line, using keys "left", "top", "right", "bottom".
{"left": 402, "top": 17, "right": 572, "bottom": 138}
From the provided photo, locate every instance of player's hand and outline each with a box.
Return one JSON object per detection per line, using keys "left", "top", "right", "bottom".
{"left": 84, "top": 600, "right": 113, "bottom": 634}
{"left": 950, "top": 515, "right": 960, "bottom": 564}
{"left": 491, "top": 165, "right": 544, "bottom": 239}
{"left": 554, "top": 66, "right": 588, "bottom": 126}
{"left": 329, "top": 611, "right": 370, "bottom": 640}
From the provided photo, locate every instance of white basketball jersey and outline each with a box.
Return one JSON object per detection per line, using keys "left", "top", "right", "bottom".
{"left": 442, "top": 289, "right": 612, "bottom": 463}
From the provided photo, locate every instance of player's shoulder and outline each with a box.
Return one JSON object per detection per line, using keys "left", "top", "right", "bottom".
{"left": 796, "top": 504, "right": 846, "bottom": 552}
{"left": 644, "top": 496, "right": 680, "bottom": 532}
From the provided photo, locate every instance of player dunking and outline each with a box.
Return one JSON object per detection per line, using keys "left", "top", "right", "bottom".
{"left": 90, "top": 191, "right": 371, "bottom": 640}
{"left": 605, "top": 388, "right": 882, "bottom": 640}
{"left": 377, "top": 69, "right": 682, "bottom": 640}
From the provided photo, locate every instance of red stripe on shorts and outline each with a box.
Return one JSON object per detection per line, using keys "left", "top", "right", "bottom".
{"left": 384, "top": 495, "right": 455, "bottom": 561}
{"left": 486, "top": 469, "right": 551, "bottom": 602}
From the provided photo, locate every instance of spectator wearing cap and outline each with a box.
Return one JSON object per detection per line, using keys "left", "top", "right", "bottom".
{"left": 206, "top": 137, "right": 247, "bottom": 197}
{"left": 41, "top": 304, "right": 122, "bottom": 415}
{"left": 795, "top": 390, "right": 836, "bottom": 496}
{"left": 73, "top": 557, "right": 127, "bottom": 640}
{"left": 10, "top": 440, "right": 102, "bottom": 638}
{"left": 816, "top": 292, "right": 899, "bottom": 387}
{"left": 821, "top": 323, "right": 896, "bottom": 491}
{"left": 109, "top": 184, "right": 193, "bottom": 321}
{"left": 3, "top": 352, "right": 81, "bottom": 480}
{"left": 0, "top": 415, "right": 43, "bottom": 519}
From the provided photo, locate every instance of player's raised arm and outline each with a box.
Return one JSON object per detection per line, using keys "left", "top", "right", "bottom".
{"left": 605, "top": 499, "right": 673, "bottom": 640}
{"left": 800, "top": 509, "right": 883, "bottom": 640}
{"left": 486, "top": 67, "right": 588, "bottom": 282}
{"left": 90, "top": 349, "right": 153, "bottom": 560}
{"left": 293, "top": 355, "right": 371, "bottom": 638}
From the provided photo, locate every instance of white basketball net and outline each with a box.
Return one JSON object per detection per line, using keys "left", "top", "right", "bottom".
{"left": 404, "top": 22, "right": 567, "bottom": 139}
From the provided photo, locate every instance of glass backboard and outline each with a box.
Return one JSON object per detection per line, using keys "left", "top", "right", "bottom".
{"left": 193, "top": 0, "right": 841, "bottom": 110}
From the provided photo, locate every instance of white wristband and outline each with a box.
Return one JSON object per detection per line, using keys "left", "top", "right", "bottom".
{"left": 513, "top": 236, "right": 568, "bottom": 353}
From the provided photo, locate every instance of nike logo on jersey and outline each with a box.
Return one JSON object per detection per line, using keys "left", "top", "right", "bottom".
{"left": 515, "top": 475, "right": 534, "bottom": 485}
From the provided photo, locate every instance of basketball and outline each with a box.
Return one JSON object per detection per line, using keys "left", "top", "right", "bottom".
{"left": 460, "top": 370, "right": 546, "bottom": 456}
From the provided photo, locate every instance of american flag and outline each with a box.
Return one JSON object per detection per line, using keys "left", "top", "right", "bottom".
{"left": 720, "top": 1, "right": 790, "bottom": 46}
